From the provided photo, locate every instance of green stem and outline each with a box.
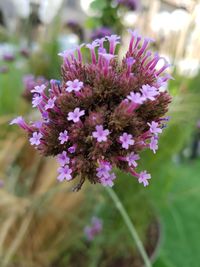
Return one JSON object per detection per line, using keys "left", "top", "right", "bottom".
{"left": 105, "top": 187, "right": 152, "bottom": 267}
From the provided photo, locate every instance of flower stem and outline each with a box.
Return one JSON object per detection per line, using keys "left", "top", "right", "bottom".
{"left": 105, "top": 187, "right": 152, "bottom": 267}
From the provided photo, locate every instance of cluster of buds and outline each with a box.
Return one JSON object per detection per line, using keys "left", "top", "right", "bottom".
{"left": 11, "top": 30, "right": 172, "bottom": 190}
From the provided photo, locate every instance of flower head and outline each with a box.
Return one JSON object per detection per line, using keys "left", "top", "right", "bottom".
{"left": 11, "top": 30, "right": 172, "bottom": 190}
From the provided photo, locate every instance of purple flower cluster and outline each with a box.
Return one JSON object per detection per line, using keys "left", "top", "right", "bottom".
{"left": 11, "top": 30, "right": 172, "bottom": 190}
{"left": 22, "top": 74, "right": 48, "bottom": 102}
{"left": 84, "top": 217, "right": 103, "bottom": 241}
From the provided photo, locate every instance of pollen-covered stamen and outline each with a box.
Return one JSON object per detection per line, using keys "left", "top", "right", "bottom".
{"left": 106, "top": 35, "right": 120, "bottom": 54}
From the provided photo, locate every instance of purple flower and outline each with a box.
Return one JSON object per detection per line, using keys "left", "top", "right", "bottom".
{"left": 148, "top": 121, "right": 162, "bottom": 135}
{"left": 57, "top": 165, "right": 72, "bottom": 181}
{"left": 91, "top": 27, "right": 113, "bottom": 40}
{"left": 32, "top": 95, "right": 43, "bottom": 107}
{"left": 127, "top": 92, "right": 144, "bottom": 104}
{"left": 149, "top": 136, "right": 158, "bottom": 154}
{"left": 57, "top": 151, "right": 70, "bottom": 166}
{"left": 96, "top": 161, "right": 112, "bottom": 178}
{"left": 140, "top": 84, "right": 159, "bottom": 101}
{"left": 58, "top": 130, "right": 69, "bottom": 144}
{"left": 117, "top": 0, "right": 140, "bottom": 11}
{"left": 66, "top": 79, "right": 83, "bottom": 93}
{"left": 100, "top": 172, "right": 116, "bottom": 187}
{"left": 3, "top": 53, "right": 15, "bottom": 62}
{"left": 0, "top": 65, "right": 9, "bottom": 73}
{"left": 68, "top": 145, "right": 76, "bottom": 154}
{"left": 106, "top": 35, "right": 120, "bottom": 54}
{"left": 96, "top": 161, "right": 116, "bottom": 187}
{"left": 31, "top": 84, "right": 46, "bottom": 94}
{"left": 29, "top": 132, "right": 43, "bottom": 146}
{"left": 12, "top": 30, "right": 172, "bottom": 190}
{"left": 126, "top": 152, "right": 140, "bottom": 167}
{"left": 119, "top": 133, "right": 134, "bottom": 149}
{"left": 45, "top": 97, "right": 56, "bottom": 110}
{"left": 67, "top": 108, "right": 85, "bottom": 123}
{"left": 92, "top": 125, "right": 110, "bottom": 142}
{"left": 10, "top": 116, "right": 32, "bottom": 132}
{"left": 138, "top": 171, "right": 151, "bottom": 187}
{"left": 84, "top": 217, "right": 103, "bottom": 241}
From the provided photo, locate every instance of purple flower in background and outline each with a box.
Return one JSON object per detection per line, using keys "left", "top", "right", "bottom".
{"left": 91, "top": 27, "right": 113, "bottom": 41}
{"left": 117, "top": 0, "right": 140, "bottom": 11}
{"left": 119, "top": 133, "right": 134, "bottom": 149}
{"left": 66, "top": 79, "right": 83, "bottom": 92}
{"left": 58, "top": 130, "right": 69, "bottom": 144}
{"left": 0, "top": 180, "right": 4, "bottom": 188}
{"left": 84, "top": 217, "right": 103, "bottom": 241}
{"left": 11, "top": 30, "right": 172, "bottom": 190}
{"left": 92, "top": 125, "right": 110, "bottom": 142}
{"left": 22, "top": 75, "right": 48, "bottom": 102}
{"left": 0, "top": 65, "right": 9, "bottom": 74}
{"left": 67, "top": 108, "right": 85, "bottom": 123}
{"left": 29, "top": 132, "right": 43, "bottom": 146}
{"left": 2, "top": 53, "right": 15, "bottom": 62}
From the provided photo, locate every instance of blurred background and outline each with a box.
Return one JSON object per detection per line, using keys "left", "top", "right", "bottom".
{"left": 0, "top": 0, "right": 200, "bottom": 266}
